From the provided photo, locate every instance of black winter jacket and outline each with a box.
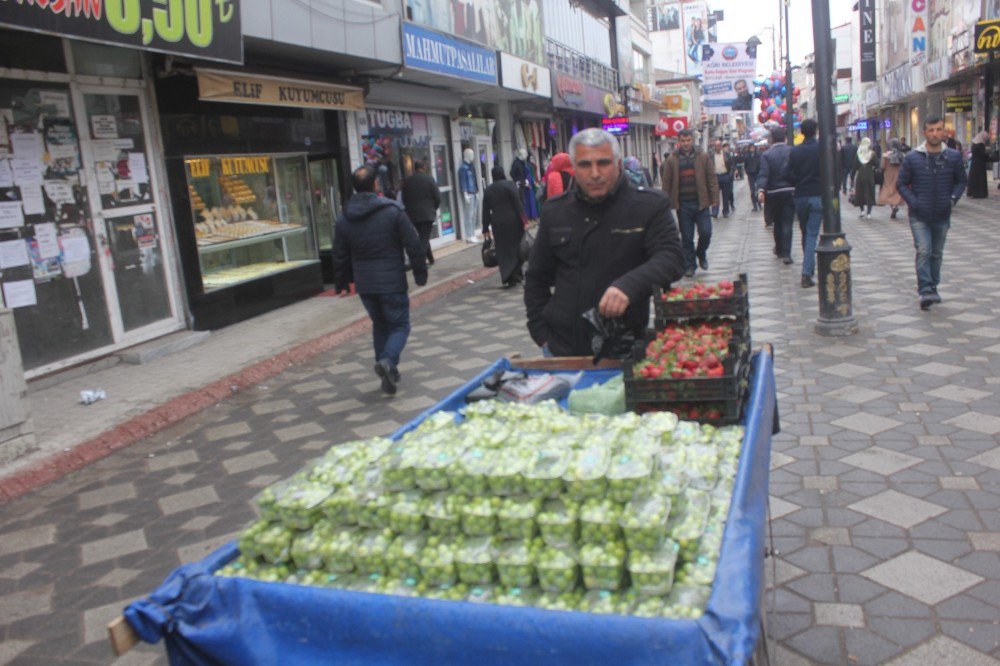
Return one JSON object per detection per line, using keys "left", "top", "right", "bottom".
{"left": 401, "top": 172, "right": 441, "bottom": 223}
{"left": 524, "top": 176, "right": 685, "bottom": 356}
{"left": 840, "top": 142, "right": 858, "bottom": 175}
{"left": 332, "top": 193, "right": 427, "bottom": 294}
{"left": 785, "top": 138, "right": 822, "bottom": 197}
{"left": 896, "top": 144, "right": 968, "bottom": 224}
{"left": 756, "top": 143, "right": 794, "bottom": 194}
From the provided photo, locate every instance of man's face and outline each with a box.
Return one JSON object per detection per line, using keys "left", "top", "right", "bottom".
{"left": 573, "top": 142, "right": 621, "bottom": 200}
{"left": 713, "top": 141, "right": 722, "bottom": 153}
{"left": 924, "top": 121, "right": 945, "bottom": 147}
{"left": 735, "top": 80, "right": 748, "bottom": 96}
{"left": 678, "top": 134, "right": 694, "bottom": 152}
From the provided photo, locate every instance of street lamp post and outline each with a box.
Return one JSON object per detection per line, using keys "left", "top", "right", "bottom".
{"left": 783, "top": 0, "right": 793, "bottom": 145}
{"left": 811, "top": 0, "right": 857, "bottom": 336}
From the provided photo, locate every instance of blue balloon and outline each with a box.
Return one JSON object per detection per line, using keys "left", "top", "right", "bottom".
{"left": 768, "top": 104, "right": 777, "bottom": 113}
{"left": 781, "top": 86, "right": 787, "bottom": 94}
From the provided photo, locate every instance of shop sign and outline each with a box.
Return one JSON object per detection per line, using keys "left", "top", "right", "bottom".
{"left": 975, "top": 19, "right": 1000, "bottom": 54}
{"left": 197, "top": 69, "right": 364, "bottom": 111}
{"left": 945, "top": 94, "right": 974, "bottom": 112}
{"left": 601, "top": 116, "right": 629, "bottom": 135}
{"left": 909, "top": 0, "right": 927, "bottom": 66}
{"left": 859, "top": 0, "right": 877, "bottom": 81}
{"left": 654, "top": 114, "right": 688, "bottom": 137}
{"left": 552, "top": 74, "right": 614, "bottom": 116}
{"left": 499, "top": 52, "right": 551, "bottom": 98}
{"left": 834, "top": 94, "right": 851, "bottom": 104}
{"left": 880, "top": 64, "right": 913, "bottom": 103}
{"left": 220, "top": 156, "right": 269, "bottom": 176}
{"left": 0, "top": 0, "right": 242, "bottom": 63}
{"left": 924, "top": 56, "right": 950, "bottom": 85}
{"left": 364, "top": 109, "right": 420, "bottom": 135}
{"left": 402, "top": 22, "right": 497, "bottom": 85}
{"left": 656, "top": 82, "right": 694, "bottom": 117}
{"left": 951, "top": 30, "right": 975, "bottom": 73}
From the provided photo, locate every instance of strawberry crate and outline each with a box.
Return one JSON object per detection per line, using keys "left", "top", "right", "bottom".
{"left": 654, "top": 273, "right": 749, "bottom": 326}
{"left": 624, "top": 345, "right": 751, "bottom": 403}
{"left": 627, "top": 392, "right": 746, "bottom": 426}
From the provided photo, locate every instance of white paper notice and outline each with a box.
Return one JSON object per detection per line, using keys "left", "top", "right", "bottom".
{"left": 46, "top": 141, "right": 78, "bottom": 161}
{"left": 91, "top": 138, "right": 133, "bottom": 162}
{"left": 34, "top": 222, "right": 59, "bottom": 259}
{"left": 10, "top": 157, "right": 43, "bottom": 186}
{"left": 0, "top": 239, "right": 29, "bottom": 269}
{"left": 96, "top": 167, "right": 115, "bottom": 195}
{"left": 60, "top": 234, "right": 90, "bottom": 262}
{"left": 0, "top": 201, "right": 24, "bottom": 229}
{"left": 127, "top": 152, "right": 149, "bottom": 183}
{"left": 38, "top": 91, "right": 70, "bottom": 117}
{"left": 0, "top": 159, "right": 12, "bottom": 188}
{"left": 10, "top": 133, "right": 44, "bottom": 160}
{"left": 2, "top": 279, "right": 37, "bottom": 308}
{"left": 90, "top": 114, "right": 118, "bottom": 139}
{"left": 20, "top": 186, "right": 45, "bottom": 215}
{"left": 43, "top": 180, "right": 75, "bottom": 205}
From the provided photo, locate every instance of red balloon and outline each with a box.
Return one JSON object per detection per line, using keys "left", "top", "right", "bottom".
{"left": 780, "top": 103, "right": 787, "bottom": 110}
{"left": 793, "top": 87, "right": 801, "bottom": 96}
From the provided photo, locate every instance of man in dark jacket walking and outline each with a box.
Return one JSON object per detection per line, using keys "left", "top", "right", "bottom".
{"left": 662, "top": 129, "right": 719, "bottom": 277}
{"left": 785, "top": 119, "right": 822, "bottom": 288}
{"left": 401, "top": 161, "right": 441, "bottom": 265}
{"left": 756, "top": 128, "right": 796, "bottom": 266}
{"left": 525, "top": 128, "right": 685, "bottom": 356}
{"left": 840, "top": 137, "right": 858, "bottom": 193}
{"left": 744, "top": 145, "right": 762, "bottom": 212}
{"left": 896, "top": 116, "right": 967, "bottom": 310}
{"left": 333, "top": 165, "right": 427, "bottom": 395}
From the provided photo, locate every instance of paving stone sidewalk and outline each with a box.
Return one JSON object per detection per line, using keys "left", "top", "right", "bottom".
{"left": 0, "top": 180, "right": 998, "bottom": 664}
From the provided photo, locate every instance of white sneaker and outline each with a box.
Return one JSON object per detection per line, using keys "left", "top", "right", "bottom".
{"left": 865, "top": 213, "right": 871, "bottom": 219}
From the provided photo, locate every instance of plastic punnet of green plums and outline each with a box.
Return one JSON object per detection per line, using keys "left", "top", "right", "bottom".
{"left": 424, "top": 490, "right": 463, "bottom": 536}
{"left": 654, "top": 451, "right": 689, "bottom": 498}
{"left": 628, "top": 539, "right": 680, "bottom": 596}
{"left": 382, "top": 577, "right": 422, "bottom": 598}
{"left": 383, "top": 534, "right": 423, "bottom": 579}
{"left": 579, "top": 497, "right": 624, "bottom": 543}
{"left": 455, "top": 536, "right": 496, "bottom": 585}
{"left": 381, "top": 444, "right": 421, "bottom": 492}
{"left": 460, "top": 495, "right": 500, "bottom": 537}
{"left": 621, "top": 494, "right": 671, "bottom": 552}
{"left": 290, "top": 524, "right": 334, "bottom": 570}
{"left": 627, "top": 591, "right": 666, "bottom": 618}
{"left": 419, "top": 537, "right": 458, "bottom": 586}
{"left": 497, "top": 495, "right": 542, "bottom": 540}
{"left": 677, "top": 554, "right": 718, "bottom": 587}
{"left": 422, "top": 581, "right": 469, "bottom": 601}
{"left": 452, "top": 446, "right": 492, "bottom": 496}
{"left": 662, "top": 584, "right": 711, "bottom": 619}
{"left": 355, "top": 486, "right": 391, "bottom": 529}
{"left": 672, "top": 490, "right": 711, "bottom": 562}
{"left": 536, "top": 545, "right": 579, "bottom": 593}
{"left": 319, "top": 527, "right": 359, "bottom": 573}
{"left": 247, "top": 561, "right": 293, "bottom": 583}
{"left": 353, "top": 572, "right": 390, "bottom": 594}
{"left": 579, "top": 589, "right": 626, "bottom": 615}
{"left": 353, "top": 529, "right": 393, "bottom": 575}
{"left": 321, "top": 485, "right": 360, "bottom": 526}
{"left": 262, "top": 478, "right": 330, "bottom": 530}
{"left": 388, "top": 490, "right": 427, "bottom": 535}
{"left": 536, "top": 589, "right": 584, "bottom": 612}
{"left": 683, "top": 443, "right": 721, "bottom": 491}
{"left": 465, "top": 584, "right": 497, "bottom": 604}
{"left": 537, "top": 498, "right": 579, "bottom": 548}
{"left": 484, "top": 447, "right": 532, "bottom": 496}
{"left": 493, "top": 585, "right": 541, "bottom": 607}
{"left": 237, "top": 518, "right": 272, "bottom": 560}
{"left": 579, "top": 540, "right": 626, "bottom": 591}
{"left": 563, "top": 446, "right": 611, "bottom": 501}
{"left": 605, "top": 452, "right": 655, "bottom": 503}
{"left": 254, "top": 522, "right": 296, "bottom": 564}
{"left": 495, "top": 538, "right": 539, "bottom": 588}
{"left": 639, "top": 411, "right": 679, "bottom": 441}
{"left": 413, "top": 435, "right": 467, "bottom": 492}
{"left": 522, "top": 445, "right": 570, "bottom": 498}
{"left": 307, "top": 449, "right": 364, "bottom": 489}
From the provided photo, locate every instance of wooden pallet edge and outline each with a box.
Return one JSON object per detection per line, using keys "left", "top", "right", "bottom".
{"left": 108, "top": 616, "right": 140, "bottom": 657}
{"left": 506, "top": 353, "right": 622, "bottom": 371}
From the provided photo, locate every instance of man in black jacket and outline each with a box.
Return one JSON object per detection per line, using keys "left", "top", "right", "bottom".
{"left": 840, "top": 136, "right": 858, "bottom": 193}
{"left": 756, "top": 127, "right": 796, "bottom": 267}
{"left": 785, "top": 119, "right": 822, "bottom": 288}
{"left": 401, "top": 161, "right": 441, "bottom": 265}
{"left": 744, "top": 145, "right": 762, "bottom": 212}
{"left": 333, "top": 165, "right": 427, "bottom": 395}
{"left": 524, "top": 128, "right": 685, "bottom": 357}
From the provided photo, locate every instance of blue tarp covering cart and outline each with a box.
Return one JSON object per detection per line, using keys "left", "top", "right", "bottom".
{"left": 120, "top": 349, "right": 777, "bottom": 665}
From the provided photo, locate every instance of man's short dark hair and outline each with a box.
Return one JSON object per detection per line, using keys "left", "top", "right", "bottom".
{"left": 677, "top": 129, "right": 694, "bottom": 138}
{"left": 413, "top": 160, "right": 425, "bottom": 172}
{"left": 352, "top": 165, "right": 378, "bottom": 193}
{"left": 800, "top": 119, "right": 817, "bottom": 138}
{"left": 844, "top": 136, "right": 853, "bottom": 143}
{"left": 770, "top": 127, "right": 786, "bottom": 143}
{"left": 924, "top": 115, "right": 944, "bottom": 128}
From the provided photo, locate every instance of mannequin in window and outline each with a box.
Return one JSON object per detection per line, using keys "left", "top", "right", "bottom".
{"left": 458, "top": 148, "right": 480, "bottom": 242}
{"left": 510, "top": 148, "right": 539, "bottom": 222}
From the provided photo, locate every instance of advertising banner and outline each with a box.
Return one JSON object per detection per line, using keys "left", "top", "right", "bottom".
{"left": 657, "top": 82, "right": 694, "bottom": 118}
{"left": 654, "top": 115, "right": 688, "bottom": 137}
{"left": 682, "top": 0, "right": 709, "bottom": 79}
{"left": 552, "top": 74, "right": 615, "bottom": 116}
{"left": 499, "top": 52, "right": 551, "bottom": 97}
{"left": 700, "top": 42, "right": 756, "bottom": 110}
{"left": 494, "top": 0, "right": 545, "bottom": 64}
{"left": 909, "top": 0, "right": 927, "bottom": 65}
{"left": 860, "top": 0, "right": 877, "bottom": 81}
{"left": 197, "top": 70, "right": 364, "bottom": 111}
{"left": 975, "top": 18, "right": 1000, "bottom": 53}
{"left": 0, "top": 0, "right": 242, "bottom": 64}
{"left": 402, "top": 22, "right": 497, "bottom": 84}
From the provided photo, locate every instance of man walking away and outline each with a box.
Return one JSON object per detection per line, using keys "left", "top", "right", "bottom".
{"left": 840, "top": 136, "right": 858, "bottom": 193}
{"left": 744, "top": 145, "right": 762, "bottom": 212}
{"left": 896, "top": 116, "right": 967, "bottom": 310}
{"left": 333, "top": 165, "right": 427, "bottom": 395}
{"left": 785, "top": 120, "right": 822, "bottom": 288}
{"left": 756, "top": 127, "right": 796, "bottom": 268}
{"left": 710, "top": 141, "right": 735, "bottom": 217}
{"left": 662, "top": 129, "right": 720, "bottom": 277}
{"left": 401, "top": 161, "right": 441, "bottom": 265}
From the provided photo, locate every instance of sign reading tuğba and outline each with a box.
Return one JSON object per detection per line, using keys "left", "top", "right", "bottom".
{"left": 0, "top": 0, "right": 243, "bottom": 63}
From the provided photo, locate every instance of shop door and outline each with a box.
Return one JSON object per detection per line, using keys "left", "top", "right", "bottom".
{"left": 474, "top": 136, "right": 494, "bottom": 192}
{"left": 75, "top": 88, "right": 181, "bottom": 340}
{"left": 430, "top": 142, "right": 455, "bottom": 246}
{"left": 308, "top": 158, "right": 341, "bottom": 255}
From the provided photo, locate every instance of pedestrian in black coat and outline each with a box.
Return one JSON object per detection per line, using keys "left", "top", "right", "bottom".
{"left": 482, "top": 166, "right": 526, "bottom": 287}
{"left": 400, "top": 161, "right": 441, "bottom": 264}
{"left": 966, "top": 132, "right": 991, "bottom": 199}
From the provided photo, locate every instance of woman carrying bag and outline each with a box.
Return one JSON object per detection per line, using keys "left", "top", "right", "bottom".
{"left": 877, "top": 138, "right": 905, "bottom": 219}
{"left": 967, "top": 132, "right": 994, "bottom": 199}
{"left": 482, "top": 166, "right": 527, "bottom": 288}
{"left": 852, "top": 137, "right": 877, "bottom": 219}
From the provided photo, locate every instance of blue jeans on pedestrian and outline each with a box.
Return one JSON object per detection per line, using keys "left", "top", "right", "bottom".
{"left": 677, "top": 199, "right": 712, "bottom": 272}
{"left": 795, "top": 196, "right": 823, "bottom": 277}
{"left": 717, "top": 173, "right": 734, "bottom": 215}
{"left": 360, "top": 292, "right": 411, "bottom": 370}
{"left": 908, "top": 217, "right": 949, "bottom": 295}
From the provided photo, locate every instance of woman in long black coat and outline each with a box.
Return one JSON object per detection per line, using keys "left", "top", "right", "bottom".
{"left": 482, "top": 166, "right": 526, "bottom": 287}
{"left": 967, "top": 132, "right": 990, "bottom": 199}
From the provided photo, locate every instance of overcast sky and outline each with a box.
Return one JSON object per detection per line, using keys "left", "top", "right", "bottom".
{"left": 715, "top": 0, "right": 855, "bottom": 72}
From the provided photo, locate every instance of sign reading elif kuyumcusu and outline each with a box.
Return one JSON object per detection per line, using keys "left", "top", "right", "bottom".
{"left": 0, "top": 0, "right": 242, "bottom": 64}
{"left": 859, "top": 0, "right": 877, "bottom": 82}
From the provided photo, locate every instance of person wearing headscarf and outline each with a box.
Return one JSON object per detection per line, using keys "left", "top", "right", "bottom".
{"left": 623, "top": 156, "right": 651, "bottom": 188}
{"left": 878, "top": 138, "right": 906, "bottom": 218}
{"left": 482, "top": 166, "right": 527, "bottom": 287}
{"left": 543, "top": 153, "right": 574, "bottom": 199}
{"left": 966, "top": 131, "right": 992, "bottom": 199}
{"left": 853, "top": 137, "right": 877, "bottom": 218}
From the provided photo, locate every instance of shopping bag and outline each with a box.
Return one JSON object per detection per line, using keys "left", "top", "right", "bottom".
{"left": 481, "top": 237, "right": 498, "bottom": 268}
{"left": 519, "top": 226, "right": 536, "bottom": 263}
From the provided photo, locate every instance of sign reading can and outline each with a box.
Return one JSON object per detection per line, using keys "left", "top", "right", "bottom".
{"left": 499, "top": 52, "right": 551, "bottom": 98}
{"left": 0, "top": 0, "right": 242, "bottom": 63}
{"left": 975, "top": 19, "right": 1000, "bottom": 54}
{"left": 197, "top": 69, "right": 365, "bottom": 111}
{"left": 945, "top": 94, "right": 974, "bottom": 112}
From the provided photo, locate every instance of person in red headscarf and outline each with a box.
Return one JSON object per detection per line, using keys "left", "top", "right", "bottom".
{"left": 543, "top": 153, "right": 574, "bottom": 199}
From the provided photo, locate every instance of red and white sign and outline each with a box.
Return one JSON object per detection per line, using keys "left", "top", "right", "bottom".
{"left": 655, "top": 115, "right": 689, "bottom": 137}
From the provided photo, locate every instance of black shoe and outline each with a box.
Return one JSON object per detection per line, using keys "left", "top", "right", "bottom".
{"left": 684, "top": 268, "right": 695, "bottom": 277}
{"left": 773, "top": 248, "right": 780, "bottom": 256}
{"left": 374, "top": 359, "right": 397, "bottom": 395}
{"left": 919, "top": 295, "right": 934, "bottom": 310}
{"left": 928, "top": 290, "right": 942, "bottom": 304}
{"left": 801, "top": 275, "right": 815, "bottom": 288}
{"left": 782, "top": 256, "right": 794, "bottom": 265}
{"left": 698, "top": 257, "right": 708, "bottom": 270}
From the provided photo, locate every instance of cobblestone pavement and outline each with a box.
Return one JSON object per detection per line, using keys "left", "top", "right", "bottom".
{"left": 1, "top": 180, "right": 999, "bottom": 665}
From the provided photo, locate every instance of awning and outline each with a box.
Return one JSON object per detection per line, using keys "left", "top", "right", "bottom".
{"left": 196, "top": 68, "right": 365, "bottom": 112}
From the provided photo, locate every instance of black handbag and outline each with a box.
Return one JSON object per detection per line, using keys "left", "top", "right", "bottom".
{"left": 481, "top": 237, "right": 498, "bottom": 268}
{"left": 874, "top": 167, "right": 884, "bottom": 186}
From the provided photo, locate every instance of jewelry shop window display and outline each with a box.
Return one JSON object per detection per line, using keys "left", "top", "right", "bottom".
{"left": 184, "top": 154, "right": 318, "bottom": 291}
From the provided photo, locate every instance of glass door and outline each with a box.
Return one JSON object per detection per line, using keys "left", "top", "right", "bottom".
{"left": 430, "top": 143, "right": 455, "bottom": 244}
{"left": 308, "top": 158, "right": 341, "bottom": 253}
{"left": 474, "top": 135, "right": 494, "bottom": 192}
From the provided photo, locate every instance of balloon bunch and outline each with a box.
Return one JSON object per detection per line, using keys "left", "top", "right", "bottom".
{"left": 755, "top": 72, "right": 801, "bottom": 128}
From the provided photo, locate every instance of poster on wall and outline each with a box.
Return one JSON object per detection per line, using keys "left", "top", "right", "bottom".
{"left": 44, "top": 118, "right": 81, "bottom": 176}
{"left": 700, "top": 43, "right": 757, "bottom": 111}
{"left": 406, "top": 0, "right": 453, "bottom": 33}
{"left": 495, "top": 0, "right": 545, "bottom": 64}
{"left": 682, "top": 1, "right": 709, "bottom": 79}
{"left": 451, "top": 0, "right": 495, "bottom": 47}
{"left": 650, "top": 1, "right": 681, "bottom": 31}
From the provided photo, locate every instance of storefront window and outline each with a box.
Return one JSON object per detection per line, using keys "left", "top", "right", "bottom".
{"left": 70, "top": 42, "right": 141, "bottom": 78}
{"left": 0, "top": 29, "right": 66, "bottom": 73}
{"left": 184, "top": 154, "right": 318, "bottom": 292}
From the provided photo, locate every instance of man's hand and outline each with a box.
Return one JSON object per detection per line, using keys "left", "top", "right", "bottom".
{"left": 757, "top": 191, "right": 765, "bottom": 204}
{"left": 598, "top": 286, "right": 630, "bottom": 318}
